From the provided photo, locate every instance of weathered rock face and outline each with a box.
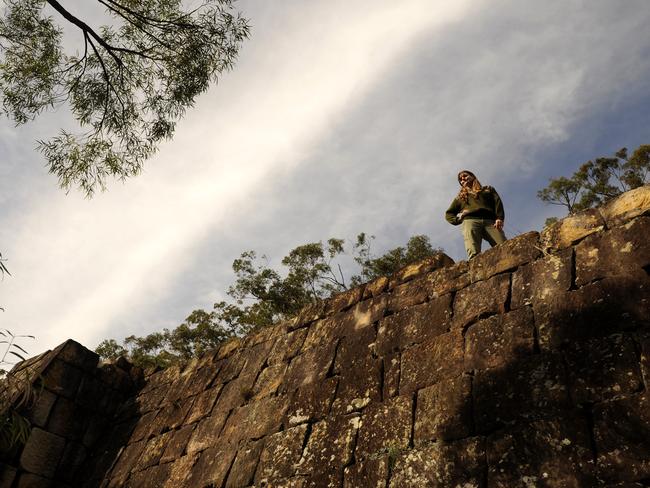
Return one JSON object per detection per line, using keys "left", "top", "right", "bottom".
{"left": 2, "top": 185, "right": 650, "bottom": 487}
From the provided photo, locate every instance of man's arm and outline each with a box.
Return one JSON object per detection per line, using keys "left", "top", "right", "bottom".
{"left": 492, "top": 188, "right": 505, "bottom": 229}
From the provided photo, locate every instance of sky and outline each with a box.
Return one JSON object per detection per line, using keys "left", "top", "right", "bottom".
{"left": 1, "top": 0, "right": 649, "bottom": 360}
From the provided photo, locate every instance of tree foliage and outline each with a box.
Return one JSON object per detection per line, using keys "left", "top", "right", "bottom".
{"left": 0, "top": 0, "right": 249, "bottom": 195}
{"left": 96, "top": 234, "right": 443, "bottom": 367}
{"left": 537, "top": 144, "right": 650, "bottom": 222}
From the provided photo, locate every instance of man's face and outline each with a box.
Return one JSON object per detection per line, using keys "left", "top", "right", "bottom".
{"left": 459, "top": 172, "right": 474, "bottom": 187}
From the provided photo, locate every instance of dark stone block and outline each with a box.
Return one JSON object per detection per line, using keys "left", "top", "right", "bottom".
{"left": 147, "top": 396, "right": 195, "bottom": 436}
{"left": 128, "top": 410, "right": 160, "bottom": 443}
{"left": 255, "top": 425, "right": 308, "bottom": 484}
{"left": 285, "top": 377, "right": 338, "bottom": 427}
{"left": 296, "top": 414, "right": 360, "bottom": 488}
{"left": 565, "top": 333, "right": 643, "bottom": 404}
{"left": 376, "top": 294, "right": 452, "bottom": 356}
{"left": 383, "top": 352, "right": 400, "bottom": 400}
{"left": 75, "top": 376, "right": 108, "bottom": 411}
{"left": 331, "top": 356, "right": 382, "bottom": 414}
{"left": 473, "top": 354, "right": 569, "bottom": 433}
{"left": 469, "top": 231, "right": 541, "bottom": 283}
{"left": 414, "top": 374, "right": 472, "bottom": 444}
{"left": 534, "top": 276, "right": 650, "bottom": 351}
{"left": 29, "top": 388, "right": 57, "bottom": 428}
{"left": 390, "top": 437, "right": 485, "bottom": 487}
{"left": 47, "top": 396, "right": 85, "bottom": 440}
{"left": 575, "top": 216, "right": 650, "bottom": 286}
{"left": 511, "top": 247, "right": 573, "bottom": 310}
{"left": 333, "top": 326, "right": 377, "bottom": 373}
{"left": 464, "top": 307, "right": 535, "bottom": 371}
{"left": 0, "top": 463, "right": 17, "bottom": 487}
{"left": 106, "top": 439, "right": 146, "bottom": 485}
{"left": 487, "top": 417, "right": 595, "bottom": 487}
{"left": 56, "top": 340, "right": 99, "bottom": 372}
{"left": 355, "top": 395, "right": 411, "bottom": 458}
{"left": 225, "top": 438, "right": 264, "bottom": 488}
{"left": 453, "top": 273, "right": 510, "bottom": 328}
{"left": 594, "top": 393, "right": 650, "bottom": 482}
{"left": 343, "top": 455, "right": 389, "bottom": 488}
{"left": 42, "top": 359, "right": 83, "bottom": 400}
{"left": 19, "top": 428, "right": 65, "bottom": 478}
{"left": 15, "top": 473, "right": 53, "bottom": 488}
{"left": 388, "top": 277, "right": 428, "bottom": 313}
{"left": 400, "top": 331, "right": 464, "bottom": 395}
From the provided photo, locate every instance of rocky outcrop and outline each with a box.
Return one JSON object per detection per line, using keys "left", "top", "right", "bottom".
{"left": 1, "top": 185, "right": 650, "bottom": 487}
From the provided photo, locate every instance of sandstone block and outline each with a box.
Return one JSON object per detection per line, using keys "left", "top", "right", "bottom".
{"left": 575, "top": 216, "right": 650, "bottom": 286}
{"left": 424, "top": 260, "right": 470, "bottom": 298}
{"left": 414, "top": 374, "right": 472, "bottom": 444}
{"left": 296, "top": 414, "right": 360, "bottom": 487}
{"left": 388, "top": 277, "right": 428, "bottom": 313}
{"left": 128, "top": 409, "right": 160, "bottom": 443}
{"left": 389, "top": 252, "right": 454, "bottom": 288}
{"left": 346, "top": 294, "right": 388, "bottom": 330}
{"left": 600, "top": 184, "right": 650, "bottom": 227}
{"left": 326, "top": 284, "right": 365, "bottom": 314}
{"left": 343, "top": 455, "right": 389, "bottom": 488}
{"left": 290, "top": 301, "right": 326, "bottom": 330}
{"left": 301, "top": 314, "right": 348, "bottom": 351}
{"left": 225, "top": 439, "right": 264, "bottom": 488}
{"left": 283, "top": 340, "right": 338, "bottom": 393}
{"left": 160, "top": 424, "right": 195, "bottom": 464}
{"left": 389, "top": 437, "right": 485, "bottom": 487}
{"left": 185, "top": 408, "right": 230, "bottom": 454}
{"left": 594, "top": 393, "right": 650, "bottom": 482}
{"left": 469, "top": 231, "right": 541, "bottom": 282}
{"left": 383, "top": 352, "right": 401, "bottom": 399}
{"left": 331, "top": 355, "right": 382, "bottom": 415}
{"left": 216, "top": 337, "right": 242, "bottom": 360}
{"left": 376, "top": 294, "right": 452, "bottom": 356}
{"left": 238, "top": 339, "right": 276, "bottom": 381}
{"left": 362, "top": 275, "right": 389, "bottom": 299}
{"left": 267, "top": 328, "right": 307, "bottom": 365}
{"left": 185, "top": 444, "right": 236, "bottom": 488}
{"left": 333, "top": 325, "right": 377, "bottom": 373}
{"left": 127, "top": 464, "right": 172, "bottom": 488}
{"left": 473, "top": 353, "right": 569, "bottom": 433}
{"left": 252, "top": 363, "right": 287, "bottom": 400}
{"left": 220, "top": 395, "right": 287, "bottom": 445}
{"left": 565, "top": 333, "right": 643, "bottom": 404}
{"left": 135, "top": 385, "right": 169, "bottom": 414}
{"left": 212, "top": 370, "right": 258, "bottom": 415}
{"left": 285, "top": 377, "right": 338, "bottom": 427}
{"left": 107, "top": 439, "right": 146, "bottom": 485}
{"left": 134, "top": 434, "right": 168, "bottom": 471}
{"left": 464, "top": 307, "right": 535, "bottom": 371}
{"left": 511, "top": 247, "right": 573, "bottom": 309}
{"left": 255, "top": 425, "right": 308, "bottom": 484}
{"left": 148, "top": 396, "right": 195, "bottom": 436}
{"left": 400, "top": 331, "right": 464, "bottom": 395}
{"left": 453, "top": 273, "right": 510, "bottom": 328}
{"left": 184, "top": 384, "right": 222, "bottom": 424}
{"left": 487, "top": 417, "right": 595, "bottom": 487}
{"left": 534, "top": 276, "right": 650, "bottom": 351}
{"left": 213, "top": 349, "right": 248, "bottom": 385}
{"left": 162, "top": 454, "right": 199, "bottom": 488}
{"left": 540, "top": 207, "right": 606, "bottom": 251}
{"left": 355, "top": 395, "right": 412, "bottom": 458}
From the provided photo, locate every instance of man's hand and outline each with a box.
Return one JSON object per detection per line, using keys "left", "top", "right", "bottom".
{"left": 494, "top": 219, "right": 504, "bottom": 231}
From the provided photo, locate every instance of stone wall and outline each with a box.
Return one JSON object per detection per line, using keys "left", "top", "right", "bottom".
{"left": 2, "top": 185, "right": 650, "bottom": 488}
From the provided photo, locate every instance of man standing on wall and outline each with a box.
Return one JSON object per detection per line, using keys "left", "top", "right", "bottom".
{"left": 445, "top": 170, "right": 507, "bottom": 260}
